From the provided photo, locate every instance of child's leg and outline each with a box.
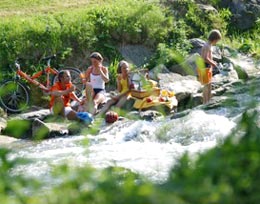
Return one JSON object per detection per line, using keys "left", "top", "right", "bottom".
{"left": 208, "top": 83, "right": 212, "bottom": 101}
{"left": 96, "top": 98, "right": 117, "bottom": 117}
{"left": 202, "top": 85, "right": 208, "bottom": 104}
{"left": 93, "top": 92, "right": 106, "bottom": 110}
{"left": 53, "top": 97, "right": 65, "bottom": 116}
{"left": 115, "top": 95, "right": 127, "bottom": 108}
{"left": 84, "top": 83, "right": 95, "bottom": 114}
{"left": 203, "top": 84, "right": 210, "bottom": 104}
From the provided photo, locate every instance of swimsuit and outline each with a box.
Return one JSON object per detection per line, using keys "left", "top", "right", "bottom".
{"left": 89, "top": 70, "right": 106, "bottom": 96}
{"left": 119, "top": 77, "right": 129, "bottom": 94}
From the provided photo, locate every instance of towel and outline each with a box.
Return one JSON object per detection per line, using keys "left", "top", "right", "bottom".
{"left": 133, "top": 95, "right": 178, "bottom": 111}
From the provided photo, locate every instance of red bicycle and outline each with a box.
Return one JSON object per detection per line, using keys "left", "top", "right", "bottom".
{"left": 0, "top": 55, "right": 84, "bottom": 113}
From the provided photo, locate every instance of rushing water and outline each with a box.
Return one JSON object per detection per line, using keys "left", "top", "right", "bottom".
{"left": 7, "top": 75, "right": 260, "bottom": 184}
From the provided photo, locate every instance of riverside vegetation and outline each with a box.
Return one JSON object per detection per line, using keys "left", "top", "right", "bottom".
{"left": 1, "top": 0, "right": 260, "bottom": 203}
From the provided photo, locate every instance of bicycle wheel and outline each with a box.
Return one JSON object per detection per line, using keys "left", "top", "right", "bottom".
{"left": 52, "top": 67, "right": 84, "bottom": 98}
{"left": 0, "top": 80, "right": 30, "bottom": 113}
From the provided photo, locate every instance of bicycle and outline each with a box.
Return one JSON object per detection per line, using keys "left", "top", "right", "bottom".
{"left": 0, "top": 55, "right": 84, "bottom": 113}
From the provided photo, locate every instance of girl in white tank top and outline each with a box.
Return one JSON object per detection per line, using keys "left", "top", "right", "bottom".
{"left": 81, "top": 52, "right": 109, "bottom": 114}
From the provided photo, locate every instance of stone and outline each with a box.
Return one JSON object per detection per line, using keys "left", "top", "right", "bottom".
{"left": 32, "top": 118, "right": 69, "bottom": 140}
{"left": 220, "top": 0, "right": 260, "bottom": 30}
{"left": 149, "top": 64, "right": 170, "bottom": 81}
{"left": 0, "top": 135, "right": 18, "bottom": 146}
{"left": 228, "top": 54, "right": 260, "bottom": 79}
{"left": 139, "top": 110, "right": 163, "bottom": 121}
{"left": 0, "top": 117, "right": 7, "bottom": 132}
{"left": 11, "top": 109, "right": 51, "bottom": 121}
{"left": 158, "top": 72, "right": 202, "bottom": 110}
{"left": 118, "top": 45, "right": 153, "bottom": 67}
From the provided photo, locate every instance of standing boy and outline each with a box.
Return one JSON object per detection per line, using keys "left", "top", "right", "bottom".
{"left": 198, "top": 29, "right": 222, "bottom": 104}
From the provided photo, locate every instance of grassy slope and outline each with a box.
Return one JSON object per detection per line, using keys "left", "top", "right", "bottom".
{"left": 0, "top": 0, "right": 106, "bottom": 18}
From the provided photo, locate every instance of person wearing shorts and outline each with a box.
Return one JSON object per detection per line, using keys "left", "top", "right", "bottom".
{"left": 81, "top": 52, "right": 109, "bottom": 114}
{"left": 199, "top": 29, "right": 221, "bottom": 104}
{"left": 49, "top": 70, "right": 83, "bottom": 120}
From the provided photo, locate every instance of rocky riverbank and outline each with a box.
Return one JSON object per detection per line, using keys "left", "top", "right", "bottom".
{"left": 0, "top": 39, "right": 259, "bottom": 141}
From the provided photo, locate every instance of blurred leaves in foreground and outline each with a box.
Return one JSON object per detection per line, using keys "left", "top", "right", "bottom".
{"left": 1, "top": 110, "right": 260, "bottom": 204}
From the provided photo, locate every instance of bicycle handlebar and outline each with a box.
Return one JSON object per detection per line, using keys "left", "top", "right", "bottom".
{"left": 42, "top": 54, "right": 56, "bottom": 61}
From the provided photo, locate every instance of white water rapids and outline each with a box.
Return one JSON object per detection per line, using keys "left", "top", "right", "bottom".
{"left": 7, "top": 75, "right": 260, "bottom": 184}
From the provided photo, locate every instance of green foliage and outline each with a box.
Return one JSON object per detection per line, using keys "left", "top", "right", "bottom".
{"left": 148, "top": 43, "right": 188, "bottom": 69}
{"left": 0, "top": 0, "right": 172, "bottom": 75}
{"left": 2, "top": 120, "right": 31, "bottom": 138}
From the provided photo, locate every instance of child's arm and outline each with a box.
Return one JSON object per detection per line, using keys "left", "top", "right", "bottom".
{"left": 116, "top": 75, "right": 122, "bottom": 93}
{"left": 50, "top": 86, "right": 75, "bottom": 96}
{"left": 83, "top": 67, "right": 92, "bottom": 83}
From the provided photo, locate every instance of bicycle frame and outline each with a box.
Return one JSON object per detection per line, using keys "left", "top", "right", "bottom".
{"left": 15, "top": 58, "right": 58, "bottom": 92}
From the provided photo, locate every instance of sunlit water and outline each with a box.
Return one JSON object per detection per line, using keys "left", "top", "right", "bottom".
{"left": 7, "top": 75, "right": 260, "bottom": 184}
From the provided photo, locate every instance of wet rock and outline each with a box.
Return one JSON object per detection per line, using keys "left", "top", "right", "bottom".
{"left": 170, "top": 109, "right": 191, "bottom": 120}
{"left": 212, "top": 63, "right": 239, "bottom": 85}
{"left": 2, "top": 119, "right": 31, "bottom": 139}
{"left": 0, "top": 135, "right": 18, "bottom": 146}
{"left": 140, "top": 110, "right": 163, "bottom": 121}
{"left": 202, "top": 96, "right": 239, "bottom": 110}
{"left": 227, "top": 54, "right": 260, "bottom": 79}
{"left": 32, "top": 118, "right": 69, "bottom": 140}
{"left": 11, "top": 109, "right": 51, "bottom": 121}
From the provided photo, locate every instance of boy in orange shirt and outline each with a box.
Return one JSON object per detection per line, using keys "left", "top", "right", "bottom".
{"left": 198, "top": 29, "right": 222, "bottom": 104}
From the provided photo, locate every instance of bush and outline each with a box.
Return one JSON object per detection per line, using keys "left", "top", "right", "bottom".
{"left": 0, "top": 0, "right": 172, "bottom": 74}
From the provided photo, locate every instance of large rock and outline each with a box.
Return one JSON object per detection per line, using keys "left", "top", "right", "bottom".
{"left": 149, "top": 64, "right": 170, "bottom": 80}
{"left": 118, "top": 45, "right": 153, "bottom": 67}
{"left": 11, "top": 109, "right": 51, "bottom": 121}
{"left": 168, "top": 53, "right": 201, "bottom": 76}
{"left": 226, "top": 54, "right": 260, "bottom": 79}
{"left": 0, "top": 135, "right": 18, "bottom": 146}
{"left": 32, "top": 118, "right": 69, "bottom": 140}
{"left": 220, "top": 0, "right": 260, "bottom": 30}
{"left": 158, "top": 72, "right": 202, "bottom": 110}
{"left": 212, "top": 63, "right": 239, "bottom": 85}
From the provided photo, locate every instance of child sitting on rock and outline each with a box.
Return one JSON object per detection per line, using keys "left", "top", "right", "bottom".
{"left": 97, "top": 60, "right": 131, "bottom": 116}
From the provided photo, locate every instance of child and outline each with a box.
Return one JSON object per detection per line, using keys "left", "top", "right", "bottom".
{"left": 49, "top": 70, "right": 83, "bottom": 120}
{"left": 198, "top": 29, "right": 222, "bottom": 104}
{"left": 97, "top": 60, "right": 131, "bottom": 116}
{"left": 82, "top": 52, "right": 109, "bottom": 114}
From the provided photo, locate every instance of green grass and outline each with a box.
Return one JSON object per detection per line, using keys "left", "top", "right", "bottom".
{"left": 0, "top": 0, "right": 101, "bottom": 17}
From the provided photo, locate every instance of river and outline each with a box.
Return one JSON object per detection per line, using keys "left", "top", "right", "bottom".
{"left": 7, "top": 75, "right": 260, "bottom": 185}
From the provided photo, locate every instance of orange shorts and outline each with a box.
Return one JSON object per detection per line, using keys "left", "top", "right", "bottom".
{"left": 197, "top": 68, "right": 212, "bottom": 85}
